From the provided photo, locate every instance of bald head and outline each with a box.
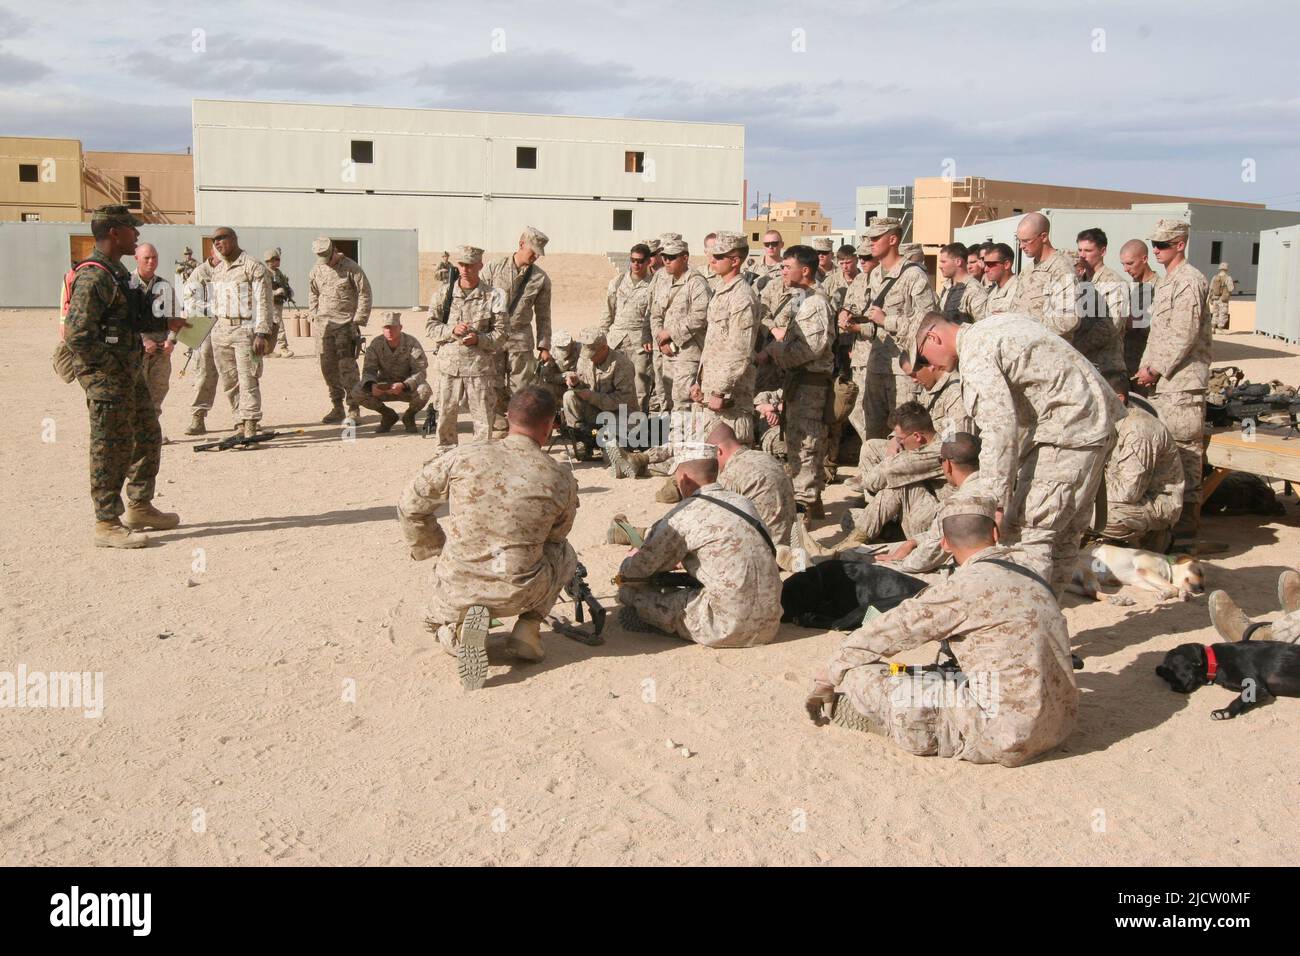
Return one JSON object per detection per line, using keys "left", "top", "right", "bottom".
{"left": 1017, "top": 212, "right": 1049, "bottom": 238}
{"left": 679, "top": 457, "right": 718, "bottom": 487}
{"left": 1015, "top": 211, "right": 1052, "bottom": 262}
{"left": 134, "top": 242, "right": 159, "bottom": 280}
{"left": 706, "top": 422, "right": 740, "bottom": 451}
{"left": 1119, "top": 239, "right": 1152, "bottom": 280}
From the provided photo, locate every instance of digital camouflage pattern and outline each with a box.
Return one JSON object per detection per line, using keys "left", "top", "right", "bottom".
{"left": 718, "top": 447, "right": 797, "bottom": 550}
{"left": 426, "top": 279, "right": 505, "bottom": 446}
{"left": 353, "top": 330, "right": 433, "bottom": 414}
{"left": 1101, "top": 400, "right": 1184, "bottom": 542}
{"left": 767, "top": 288, "right": 834, "bottom": 504}
{"left": 694, "top": 274, "right": 760, "bottom": 445}
{"left": 1012, "top": 250, "right": 1079, "bottom": 340}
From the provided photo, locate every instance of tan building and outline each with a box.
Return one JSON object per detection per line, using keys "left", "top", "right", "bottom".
{"left": 1, "top": 136, "right": 84, "bottom": 223}
{"left": 83, "top": 151, "right": 194, "bottom": 223}
{"left": 742, "top": 218, "right": 802, "bottom": 252}
{"left": 766, "top": 199, "right": 833, "bottom": 235}
{"left": 914, "top": 175, "right": 1263, "bottom": 255}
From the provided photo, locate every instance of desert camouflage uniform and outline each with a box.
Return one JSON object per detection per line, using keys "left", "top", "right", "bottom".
{"left": 867, "top": 259, "right": 937, "bottom": 408}
{"left": 655, "top": 268, "right": 711, "bottom": 411}
{"left": 425, "top": 280, "right": 505, "bottom": 447}
{"left": 755, "top": 274, "right": 802, "bottom": 394}
{"left": 1140, "top": 260, "right": 1210, "bottom": 534}
{"left": 1271, "top": 609, "right": 1300, "bottom": 644}
{"left": 65, "top": 250, "right": 163, "bottom": 520}
{"left": 646, "top": 268, "right": 675, "bottom": 413}
{"left": 182, "top": 261, "right": 231, "bottom": 417}
{"left": 693, "top": 274, "right": 760, "bottom": 445}
{"left": 309, "top": 254, "right": 372, "bottom": 411}
{"left": 984, "top": 275, "right": 1020, "bottom": 316}
{"left": 898, "top": 471, "right": 995, "bottom": 574}
{"left": 561, "top": 346, "right": 637, "bottom": 429}
{"left": 1125, "top": 278, "right": 1158, "bottom": 381}
{"left": 538, "top": 344, "right": 580, "bottom": 405}
{"left": 826, "top": 544, "right": 1078, "bottom": 767}
{"left": 841, "top": 271, "right": 891, "bottom": 441}
{"left": 134, "top": 271, "right": 175, "bottom": 416}
{"left": 743, "top": 260, "right": 782, "bottom": 292}
{"left": 352, "top": 330, "right": 433, "bottom": 417}
{"left": 1101, "top": 398, "right": 1184, "bottom": 543}
{"left": 937, "top": 276, "right": 989, "bottom": 322}
{"left": 1012, "top": 250, "right": 1079, "bottom": 340}
{"left": 766, "top": 287, "right": 834, "bottom": 506}
{"left": 398, "top": 433, "right": 578, "bottom": 627}
{"left": 924, "top": 369, "right": 974, "bottom": 442}
{"left": 485, "top": 255, "right": 551, "bottom": 436}
{"left": 600, "top": 270, "right": 654, "bottom": 412}
{"left": 267, "top": 265, "right": 293, "bottom": 351}
{"left": 718, "top": 447, "right": 797, "bottom": 550}
{"left": 1208, "top": 268, "right": 1233, "bottom": 330}
{"left": 208, "top": 251, "right": 274, "bottom": 421}
{"left": 852, "top": 437, "right": 946, "bottom": 542}
{"left": 617, "top": 484, "right": 782, "bottom": 647}
{"left": 1073, "top": 264, "right": 1128, "bottom": 378}
{"left": 820, "top": 268, "right": 851, "bottom": 314}
{"left": 958, "top": 313, "right": 1122, "bottom": 597}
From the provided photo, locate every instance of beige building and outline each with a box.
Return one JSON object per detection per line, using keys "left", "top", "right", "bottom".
{"left": 83, "top": 151, "right": 194, "bottom": 223}
{"left": 914, "top": 176, "right": 1263, "bottom": 255}
{"left": 1, "top": 136, "right": 84, "bottom": 223}
{"left": 766, "top": 199, "right": 833, "bottom": 235}
{"left": 741, "top": 218, "right": 802, "bottom": 251}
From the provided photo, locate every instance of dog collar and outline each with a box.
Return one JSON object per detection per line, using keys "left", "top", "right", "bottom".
{"left": 1204, "top": 645, "right": 1218, "bottom": 683}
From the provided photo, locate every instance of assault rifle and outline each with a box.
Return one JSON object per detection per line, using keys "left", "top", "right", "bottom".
{"left": 193, "top": 429, "right": 300, "bottom": 452}
{"left": 548, "top": 562, "right": 606, "bottom": 645}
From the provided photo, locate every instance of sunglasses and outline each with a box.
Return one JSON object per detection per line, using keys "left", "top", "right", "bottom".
{"left": 763, "top": 241, "right": 781, "bottom": 247}
{"left": 857, "top": 255, "right": 874, "bottom": 262}
{"left": 661, "top": 253, "right": 682, "bottom": 261}
{"left": 630, "top": 257, "right": 649, "bottom": 264}
{"left": 1151, "top": 240, "right": 1173, "bottom": 250}
{"left": 982, "top": 259, "right": 1005, "bottom": 267}
{"left": 212, "top": 234, "right": 235, "bottom": 241}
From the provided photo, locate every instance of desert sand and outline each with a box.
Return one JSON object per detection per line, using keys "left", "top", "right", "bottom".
{"left": 2, "top": 253, "right": 1297, "bottom": 866}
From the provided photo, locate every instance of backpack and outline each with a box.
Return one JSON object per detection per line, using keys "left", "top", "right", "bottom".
{"left": 53, "top": 260, "right": 116, "bottom": 383}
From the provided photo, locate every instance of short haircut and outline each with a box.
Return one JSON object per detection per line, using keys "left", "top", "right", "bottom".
{"left": 941, "top": 242, "right": 968, "bottom": 260}
{"left": 704, "top": 232, "right": 718, "bottom": 242}
{"left": 940, "top": 432, "right": 981, "bottom": 468}
{"left": 989, "top": 242, "right": 1015, "bottom": 264}
{"left": 706, "top": 422, "right": 739, "bottom": 447}
{"left": 783, "top": 244, "right": 819, "bottom": 272}
{"left": 1120, "top": 239, "right": 1149, "bottom": 257}
{"left": 1076, "top": 227, "right": 1108, "bottom": 248}
{"left": 90, "top": 220, "right": 113, "bottom": 240}
{"left": 507, "top": 385, "right": 556, "bottom": 428}
{"left": 763, "top": 229, "right": 783, "bottom": 241}
{"left": 630, "top": 243, "right": 652, "bottom": 258}
{"left": 941, "top": 513, "right": 996, "bottom": 549}
{"left": 887, "top": 401, "right": 934, "bottom": 435}
{"left": 680, "top": 457, "right": 719, "bottom": 484}
{"left": 837, "top": 243, "right": 857, "bottom": 258}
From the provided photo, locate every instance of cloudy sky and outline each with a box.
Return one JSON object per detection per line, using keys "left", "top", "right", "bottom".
{"left": 4, "top": 0, "right": 1299, "bottom": 221}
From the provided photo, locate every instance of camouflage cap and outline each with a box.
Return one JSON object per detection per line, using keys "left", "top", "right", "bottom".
{"left": 182, "top": 246, "right": 193, "bottom": 255}
{"left": 552, "top": 329, "right": 573, "bottom": 348}
{"left": 454, "top": 245, "right": 485, "bottom": 265}
{"left": 938, "top": 493, "right": 999, "bottom": 524}
{"left": 855, "top": 239, "right": 875, "bottom": 257}
{"left": 1149, "top": 218, "right": 1190, "bottom": 243}
{"left": 643, "top": 237, "right": 663, "bottom": 254}
{"left": 576, "top": 327, "right": 607, "bottom": 347}
{"left": 312, "top": 237, "right": 333, "bottom": 257}
{"left": 262, "top": 247, "right": 281, "bottom": 261}
{"left": 810, "top": 237, "right": 834, "bottom": 253}
{"left": 712, "top": 232, "right": 748, "bottom": 256}
{"left": 1219, "top": 262, "right": 1229, "bottom": 270}
{"left": 379, "top": 310, "right": 403, "bottom": 327}
{"left": 901, "top": 316, "right": 927, "bottom": 371}
{"left": 863, "top": 216, "right": 903, "bottom": 239}
{"left": 900, "top": 243, "right": 924, "bottom": 259}
{"left": 662, "top": 238, "right": 688, "bottom": 255}
{"left": 667, "top": 442, "right": 719, "bottom": 476}
{"left": 657, "top": 232, "right": 683, "bottom": 242}
{"left": 90, "top": 204, "right": 142, "bottom": 229}
{"left": 521, "top": 225, "right": 548, "bottom": 256}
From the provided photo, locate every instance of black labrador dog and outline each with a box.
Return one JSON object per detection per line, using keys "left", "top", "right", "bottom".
{"left": 1156, "top": 640, "right": 1300, "bottom": 719}
{"left": 781, "top": 560, "right": 928, "bottom": 631}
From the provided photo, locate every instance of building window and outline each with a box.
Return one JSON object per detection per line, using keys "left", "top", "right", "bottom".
{"left": 1252, "top": 242, "right": 1260, "bottom": 266}
{"left": 351, "top": 140, "right": 373, "bottom": 164}
{"left": 21, "top": 212, "right": 40, "bottom": 222}
{"left": 613, "top": 209, "right": 632, "bottom": 231}
{"left": 1210, "top": 240, "right": 1222, "bottom": 264}
{"left": 624, "top": 151, "right": 644, "bottom": 174}
{"left": 331, "top": 239, "right": 360, "bottom": 263}
{"left": 863, "top": 210, "right": 877, "bottom": 226}
{"left": 18, "top": 163, "right": 38, "bottom": 183}
{"left": 516, "top": 146, "right": 537, "bottom": 169}
{"left": 751, "top": 232, "right": 760, "bottom": 242}
{"left": 124, "top": 175, "right": 142, "bottom": 212}
{"left": 1012, "top": 208, "right": 1023, "bottom": 214}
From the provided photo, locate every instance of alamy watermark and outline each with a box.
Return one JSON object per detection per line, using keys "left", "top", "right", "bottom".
{"left": 0, "top": 665, "right": 103, "bottom": 718}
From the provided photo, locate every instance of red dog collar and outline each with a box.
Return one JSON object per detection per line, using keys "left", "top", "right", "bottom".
{"left": 1204, "top": 645, "right": 1218, "bottom": 683}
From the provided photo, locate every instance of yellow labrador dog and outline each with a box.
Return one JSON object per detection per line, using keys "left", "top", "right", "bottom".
{"left": 1070, "top": 544, "right": 1207, "bottom": 601}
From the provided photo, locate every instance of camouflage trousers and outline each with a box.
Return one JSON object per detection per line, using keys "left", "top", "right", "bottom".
{"left": 1006, "top": 440, "right": 1112, "bottom": 599}
{"left": 1149, "top": 391, "right": 1205, "bottom": 534}
{"left": 491, "top": 349, "right": 539, "bottom": 437}
{"left": 849, "top": 365, "right": 894, "bottom": 443}
{"left": 852, "top": 438, "right": 943, "bottom": 541}
{"left": 1123, "top": 328, "right": 1149, "bottom": 384}
{"left": 190, "top": 337, "right": 237, "bottom": 415}
{"left": 1211, "top": 300, "right": 1230, "bottom": 330}
{"left": 687, "top": 400, "right": 755, "bottom": 446}
{"left": 83, "top": 369, "right": 162, "bottom": 521}
{"left": 1272, "top": 609, "right": 1300, "bottom": 644}
{"left": 425, "top": 540, "right": 576, "bottom": 626}
{"left": 1100, "top": 497, "right": 1181, "bottom": 545}
{"left": 616, "top": 583, "right": 779, "bottom": 648}
{"left": 318, "top": 321, "right": 361, "bottom": 407}
{"left": 435, "top": 373, "right": 496, "bottom": 447}
{"left": 670, "top": 357, "right": 701, "bottom": 409}
{"left": 784, "top": 383, "right": 829, "bottom": 505}
{"left": 837, "top": 666, "right": 987, "bottom": 761}
{"left": 614, "top": 342, "right": 654, "bottom": 414}
{"left": 351, "top": 381, "right": 433, "bottom": 416}
{"left": 211, "top": 321, "right": 263, "bottom": 421}
{"left": 142, "top": 346, "right": 171, "bottom": 417}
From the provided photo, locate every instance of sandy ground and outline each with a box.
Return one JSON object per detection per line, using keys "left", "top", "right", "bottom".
{"left": 2, "top": 266, "right": 1299, "bottom": 866}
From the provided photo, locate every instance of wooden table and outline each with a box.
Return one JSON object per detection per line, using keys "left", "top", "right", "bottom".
{"left": 1203, "top": 426, "right": 1300, "bottom": 500}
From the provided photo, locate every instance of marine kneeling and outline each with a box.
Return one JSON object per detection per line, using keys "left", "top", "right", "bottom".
{"left": 397, "top": 387, "right": 579, "bottom": 690}
{"left": 615, "top": 443, "right": 783, "bottom": 647}
{"left": 805, "top": 495, "right": 1078, "bottom": 767}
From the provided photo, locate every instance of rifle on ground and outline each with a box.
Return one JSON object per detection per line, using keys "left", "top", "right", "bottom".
{"left": 421, "top": 406, "right": 438, "bottom": 438}
{"left": 193, "top": 429, "right": 300, "bottom": 452}
{"left": 611, "top": 571, "right": 703, "bottom": 589}
{"left": 553, "top": 561, "right": 606, "bottom": 645}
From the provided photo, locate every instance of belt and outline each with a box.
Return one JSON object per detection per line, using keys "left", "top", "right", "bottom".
{"left": 224, "top": 318, "right": 253, "bottom": 327}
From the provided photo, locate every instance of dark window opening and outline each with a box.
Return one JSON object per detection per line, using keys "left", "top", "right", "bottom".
{"left": 19, "top": 163, "right": 39, "bottom": 183}
{"left": 124, "top": 175, "right": 142, "bottom": 212}
{"left": 613, "top": 209, "right": 632, "bottom": 231}
{"left": 351, "top": 140, "right": 373, "bottom": 164}
{"left": 21, "top": 212, "right": 40, "bottom": 222}
{"left": 1210, "top": 240, "right": 1222, "bottom": 264}
{"left": 624, "top": 151, "right": 644, "bottom": 173}
{"left": 863, "top": 209, "right": 877, "bottom": 226}
{"left": 1252, "top": 243, "right": 1259, "bottom": 266}
{"left": 330, "top": 239, "right": 360, "bottom": 263}
{"left": 516, "top": 146, "right": 537, "bottom": 169}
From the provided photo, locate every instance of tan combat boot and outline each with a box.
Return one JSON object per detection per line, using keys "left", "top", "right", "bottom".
{"left": 624, "top": 451, "right": 650, "bottom": 478}
{"left": 94, "top": 518, "right": 148, "bottom": 549}
{"left": 184, "top": 410, "right": 207, "bottom": 436}
{"left": 321, "top": 404, "right": 345, "bottom": 424}
{"left": 346, "top": 405, "right": 362, "bottom": 423}
{"left": 237, "top": 420, "right": 259, "bottom": 447}
{"left": 655, "top": 477, "right": 681, "bottom": 503}
{"left": 505, "top": 616, "right": 545, "bottom": 662}
{"left": 122, "top": 501, "right": 180, "bottom": 531}
{"left": 376, "top": 407, "right": 400, "bottom": 433}
{"left": 401, "top": 408, "right": 419, "bottom": 433}
{"left": 1208, "top": 591, "right": 1252, "bottom": 642}
{"left": 457, "top": 605, "right": 492, "bottom": 690}
{"left": 1279, "top": 570, "right": 1300, "bottom": 614}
